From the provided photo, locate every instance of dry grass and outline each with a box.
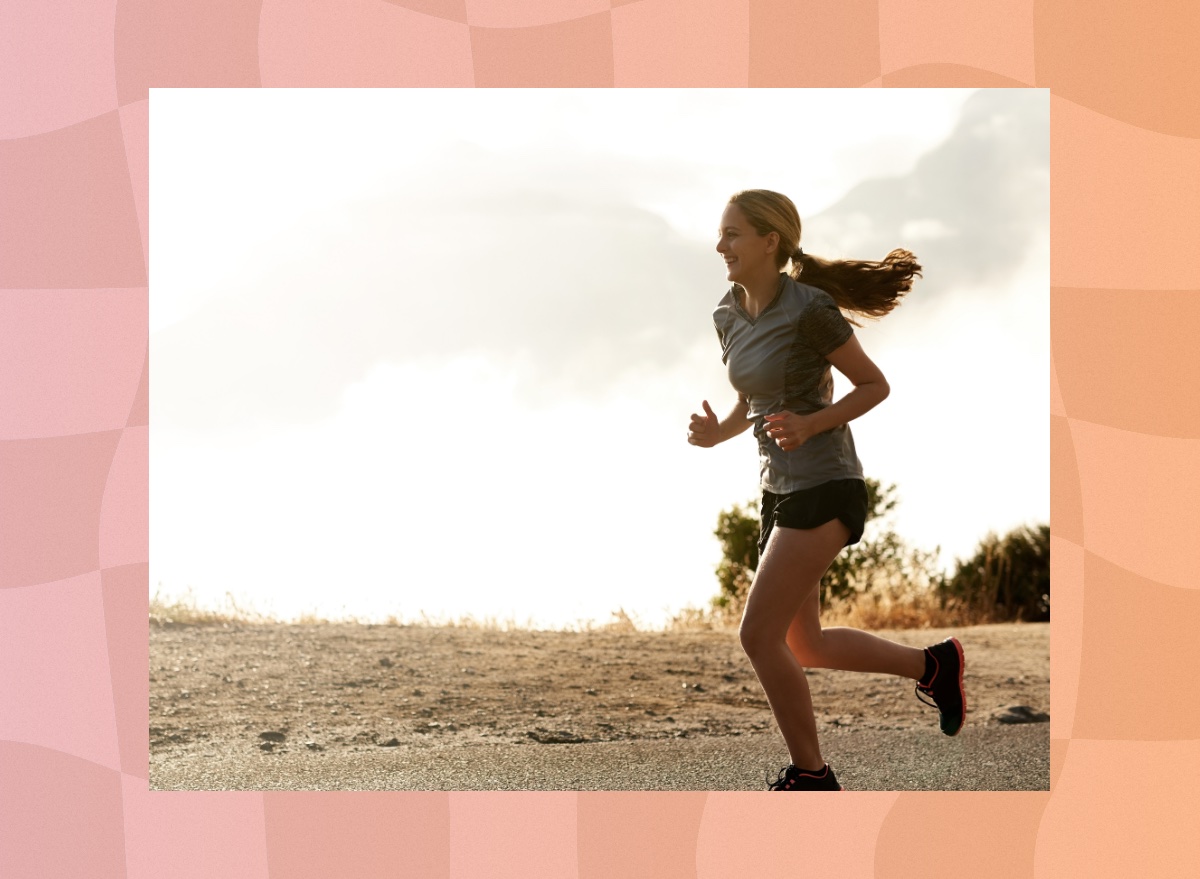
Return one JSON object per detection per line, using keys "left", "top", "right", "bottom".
{"left": 664, "top": 604, "right": 730, "bottom": 632}
{"left": 387, "top": 610, "right": 589, "bottom": 632}
{"left": 150, "top": 587, "right": 264, "bottom": 627}
{"left": 151, "top": 591, "right": 658, "bottom": 633}
{"left": 820, "top": 591, "right": 994, "bottom": 630}
{"left": 667, "top": 583, "right": 1001, "bottom": 633}
{"left": 150, "top": 587, "right": 370, "bottom": 627}
{"left": 151, "top": 586, "right": 998, "bottom": 633}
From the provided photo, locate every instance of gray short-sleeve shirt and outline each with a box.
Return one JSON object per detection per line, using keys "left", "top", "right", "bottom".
{"left": 713, "top": 273, "right": 865, "bottom": 493}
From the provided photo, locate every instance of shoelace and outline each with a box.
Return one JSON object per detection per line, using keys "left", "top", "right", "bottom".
{"left": 767, "top": 765, "right": 829, "bottom": 790}
{"left": 915, "top": 647, "right": 940, "bottom": 710}
{"left": 767, "top": 767, "right": 794, "bottom": 790}
{"left": 914, "top": 681, "right": 939, "bottom": 710}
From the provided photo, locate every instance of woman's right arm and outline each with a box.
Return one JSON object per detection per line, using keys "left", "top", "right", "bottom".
{"left": 688, "top": 394, "right": 753, "bottom": 447}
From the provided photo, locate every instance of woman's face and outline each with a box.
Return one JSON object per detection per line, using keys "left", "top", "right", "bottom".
{"left": 715, "top": 203, "right": 777, "bottom": 284}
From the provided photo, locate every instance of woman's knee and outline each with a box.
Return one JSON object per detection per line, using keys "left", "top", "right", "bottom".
{"left": 738, "top": 615, "right": 781, "bottom": 662}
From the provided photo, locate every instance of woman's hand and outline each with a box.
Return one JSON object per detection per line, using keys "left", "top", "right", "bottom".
{"left": 763, "top": 410, "right": 818, "bottom": 451}
{"left": 687, "top": 400, "right": 723, "bottom": 448}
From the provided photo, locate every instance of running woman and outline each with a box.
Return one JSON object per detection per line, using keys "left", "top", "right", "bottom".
{"left": 688, "top": 189, "right": 966, "bottom": 792}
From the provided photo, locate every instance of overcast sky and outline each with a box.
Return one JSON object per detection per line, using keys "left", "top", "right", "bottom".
{"left": 150, "top": 88, "right": 1048, "bottom": 628}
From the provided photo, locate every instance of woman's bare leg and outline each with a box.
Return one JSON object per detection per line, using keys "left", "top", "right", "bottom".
{"left": 738, "top": 519, "right": 851, "bottom": 771}
{"left": 786, "top": 585, "right": 926, "bottom": 679}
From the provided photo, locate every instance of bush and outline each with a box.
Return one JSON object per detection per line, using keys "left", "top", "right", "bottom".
{"left": 937, "top": 524, "right": 1049, "bottom": 622}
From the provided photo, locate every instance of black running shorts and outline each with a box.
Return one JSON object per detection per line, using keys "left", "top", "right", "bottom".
{"left": 758, "top": 478, "right": 869, "bottom": 555}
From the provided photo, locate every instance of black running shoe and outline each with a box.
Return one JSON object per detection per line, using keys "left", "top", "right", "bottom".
{"left": 915, "top": 636, "right": 966, "bottom": 735}
{"left": 766, "top": 763, "right": 844, "bottom": 791}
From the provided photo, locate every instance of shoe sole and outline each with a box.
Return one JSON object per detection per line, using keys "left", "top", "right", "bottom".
{"left": 947, "top": 636, "right": 966, "bottom": 736}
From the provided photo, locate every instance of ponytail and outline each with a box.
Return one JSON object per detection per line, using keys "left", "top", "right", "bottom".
{"left": 789, "top": 247, "right": 922, "bottom": 327}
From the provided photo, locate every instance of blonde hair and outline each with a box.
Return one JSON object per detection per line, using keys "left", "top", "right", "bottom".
{"left": 728, "top": 189, "right": 922, "bottom": 326}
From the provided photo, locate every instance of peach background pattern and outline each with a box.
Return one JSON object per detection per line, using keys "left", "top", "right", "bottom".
{"left": 1, "top": 0, "right": 1197, "bottom": 874}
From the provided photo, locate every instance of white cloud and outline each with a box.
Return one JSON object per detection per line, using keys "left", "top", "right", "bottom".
{"left": 899, "top": 218, "right": 958, "bottom": 241}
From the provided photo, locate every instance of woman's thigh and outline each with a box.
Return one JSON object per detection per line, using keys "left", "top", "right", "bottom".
{"left": 741, "top": 517, "right": 849, "bottom": 648}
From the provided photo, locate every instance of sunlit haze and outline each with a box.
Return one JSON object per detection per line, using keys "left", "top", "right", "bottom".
{"left": 150, "top": 88, "right": 1048, "bottom": 629}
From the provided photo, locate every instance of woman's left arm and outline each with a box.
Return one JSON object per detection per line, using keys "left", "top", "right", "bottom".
{"left": 764, "top": 334, "right": 889, "bottom": 451}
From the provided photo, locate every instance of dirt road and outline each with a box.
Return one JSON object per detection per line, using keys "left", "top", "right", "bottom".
{"left": 150, "top": 621, "right": 1048, "bottom": 791}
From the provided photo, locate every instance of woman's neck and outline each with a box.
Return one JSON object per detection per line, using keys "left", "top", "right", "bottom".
{"left": 740, "top": 271, "right": 784, "bottom": 318}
